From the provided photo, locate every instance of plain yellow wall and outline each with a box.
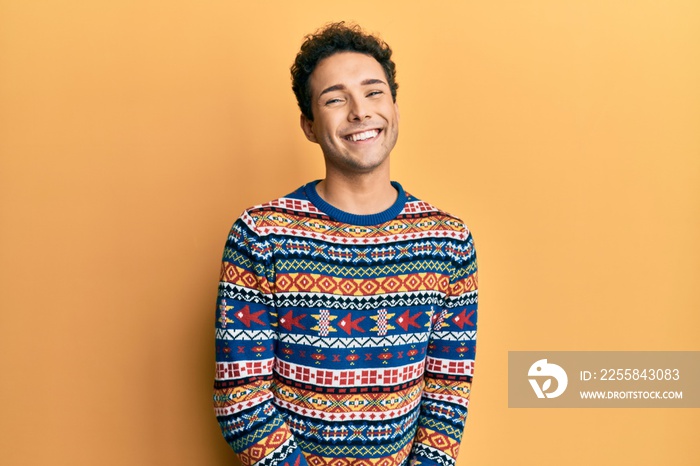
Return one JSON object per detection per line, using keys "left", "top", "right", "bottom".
{"left": 1, "top": 1, "right": 698, "bottom": 465}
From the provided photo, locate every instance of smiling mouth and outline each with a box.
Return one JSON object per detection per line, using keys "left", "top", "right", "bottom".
{"left": 344, "top": 129, "right": 381, "bottom": 142}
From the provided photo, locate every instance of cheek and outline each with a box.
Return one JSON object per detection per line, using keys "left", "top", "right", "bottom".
{"left": 319, "top": 124, "right": 336, "bottom": 139}
{"left": 319, "top": 121, "right": 341, "bottom": 140}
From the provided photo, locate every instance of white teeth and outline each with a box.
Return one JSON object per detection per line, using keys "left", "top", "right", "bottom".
{"left": 347, "top": 130, "right": 379, "bottom": 142}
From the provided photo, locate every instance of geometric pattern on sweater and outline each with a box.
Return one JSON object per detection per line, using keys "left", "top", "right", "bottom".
{"left": 304, "top": 443, "right": 413, "bottom": 466}
{"left": 430, "top": 331, "right": 476, "bottom": 341}
{"left": 423, "top": 381, "right": 472, "bottom": 405}
{"left": 239, "top": 433, "right": 296, "bottom": 466}
{"left": 219, "top": 265, "right": 475, "bottom": 298}
{"left": 251, "top": 215, "right": 468, "bottom": 241}
{"left": 213, "top": 379, "right": 273, "bottom": 408}
{"left": 273, "top": 383, "right": 424, "bottom": 413}
{"left": 414, "top": 428, "right": 460, "bottom": 460}
{"left": 268, "top": 272, "right": 460, "bottom": 295}
{"left": 277, "top": 332, "right": 429, "bottom": 348}
{"left": 303, "top": 444, "right": 413, "bottom": 466}
{"left": 214, "top": 181, "right": 478, "bottom": 466}
{"left": 286, "top": 410, "right": 420, "bottom": 443}
{"left": 273, "top": 359, "right": 429, "bottom": 386}
{"left": 216, "top": 329, "right": 276, "bottom": 340}
{"left": 265, "top": 240, "right": 467, "bottom": 263}
{"left": 273, "top": 259, "right": 455, "bottom": 277}
{"left": 229, "top": 415, "right": 287, "bottom": 452}
{"left": 295, "top": 436, "right": 415, "bottom": 457}
{"left": 410, "top": 444, "right": 454, "bottom": 466}
{"left": 255, "top": 443, "right": 302, "bottom": 466}
{"left": 415, "top": 417, "right": 466, "bottom": 439}
{"left": 218, "top": 285, "right": 473, "bottom": 311}
{"left": 274, "top": 392, "right": 421, "bottom": 422}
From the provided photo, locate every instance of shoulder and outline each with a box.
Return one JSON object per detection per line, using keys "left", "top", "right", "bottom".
{"left": 402, "top": 190, "right": 474, "bottom": 242}
{"left": 235, "top": 184, "right": 316, "bottom": 237}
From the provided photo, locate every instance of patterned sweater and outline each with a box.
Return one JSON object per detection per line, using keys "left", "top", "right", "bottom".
{"left": 214, "top": 181, "right": 478, "bottom": 466}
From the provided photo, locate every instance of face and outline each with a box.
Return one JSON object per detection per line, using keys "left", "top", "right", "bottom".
{"left": 300, "top": 52, "right": 400, "bottom": 176}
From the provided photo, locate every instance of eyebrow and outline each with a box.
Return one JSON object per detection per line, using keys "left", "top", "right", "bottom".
{"left": 319, "top": 79, "right": 388, "bottom": 97}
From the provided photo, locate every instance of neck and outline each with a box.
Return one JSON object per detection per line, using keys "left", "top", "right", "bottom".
{"left": 316, "top": 167, "right": 397, "bottom": 215}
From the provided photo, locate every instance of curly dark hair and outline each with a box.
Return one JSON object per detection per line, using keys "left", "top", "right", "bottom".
{"left": 291, "top": 22, "right": 399, "bottom": 121}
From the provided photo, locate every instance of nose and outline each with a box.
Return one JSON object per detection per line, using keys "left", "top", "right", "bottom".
{"left": 348, "top": 97, "right": 370, "bottom": 121}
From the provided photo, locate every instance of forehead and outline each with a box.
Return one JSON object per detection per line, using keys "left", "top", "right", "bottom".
{"left": 308, "top": 52, "right": 386, "bottom": 97}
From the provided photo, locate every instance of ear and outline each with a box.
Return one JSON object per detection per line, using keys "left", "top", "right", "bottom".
{"left": 394, "top": 102, "right": 400, "bottom": 122}
{"left": 300, "top": 114, "right": 318, "bottom": 143}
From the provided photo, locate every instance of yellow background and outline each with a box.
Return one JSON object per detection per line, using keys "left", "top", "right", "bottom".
{"left": 1, "top": 1, "right": 698, "bottom": 465}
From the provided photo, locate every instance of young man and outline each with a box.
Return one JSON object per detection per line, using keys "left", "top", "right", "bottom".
{"left": 214, "top": 23, "right": 478, "bottom": 466}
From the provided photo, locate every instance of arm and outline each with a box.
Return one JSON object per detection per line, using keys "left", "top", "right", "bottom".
{"left": 214, "top": 212, "right": 309, "bottom": 466}
{"left": 408, "top": 230, "right": 478, "bottom": 466}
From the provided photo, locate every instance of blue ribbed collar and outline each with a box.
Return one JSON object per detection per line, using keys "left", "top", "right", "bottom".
{"left": 303, "top": 180, "right": 406, "bottom": 226}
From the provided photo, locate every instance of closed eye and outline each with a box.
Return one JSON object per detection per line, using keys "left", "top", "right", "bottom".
{"left": 367, "top": 90, "right": 383, "bottom": 97}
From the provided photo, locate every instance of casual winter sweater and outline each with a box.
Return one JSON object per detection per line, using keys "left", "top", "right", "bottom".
{"left": 214, "top": 181, "right": 478, "bottom": 466}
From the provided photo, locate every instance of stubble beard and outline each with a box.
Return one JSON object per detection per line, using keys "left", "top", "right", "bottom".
{"left": 322, "top": 127, "right": 399, "bottom": 176}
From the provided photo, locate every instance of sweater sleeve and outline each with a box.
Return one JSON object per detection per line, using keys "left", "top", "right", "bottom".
{"left": 214, "top": 212, "right": 309, "bottom": 466}
{"left": 407, "top": 230, "right": 478, "bottom": 466}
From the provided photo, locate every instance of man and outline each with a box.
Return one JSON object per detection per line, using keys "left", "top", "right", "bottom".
{"left": 214, "top": 22, "right": 478, "bottom": 466}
